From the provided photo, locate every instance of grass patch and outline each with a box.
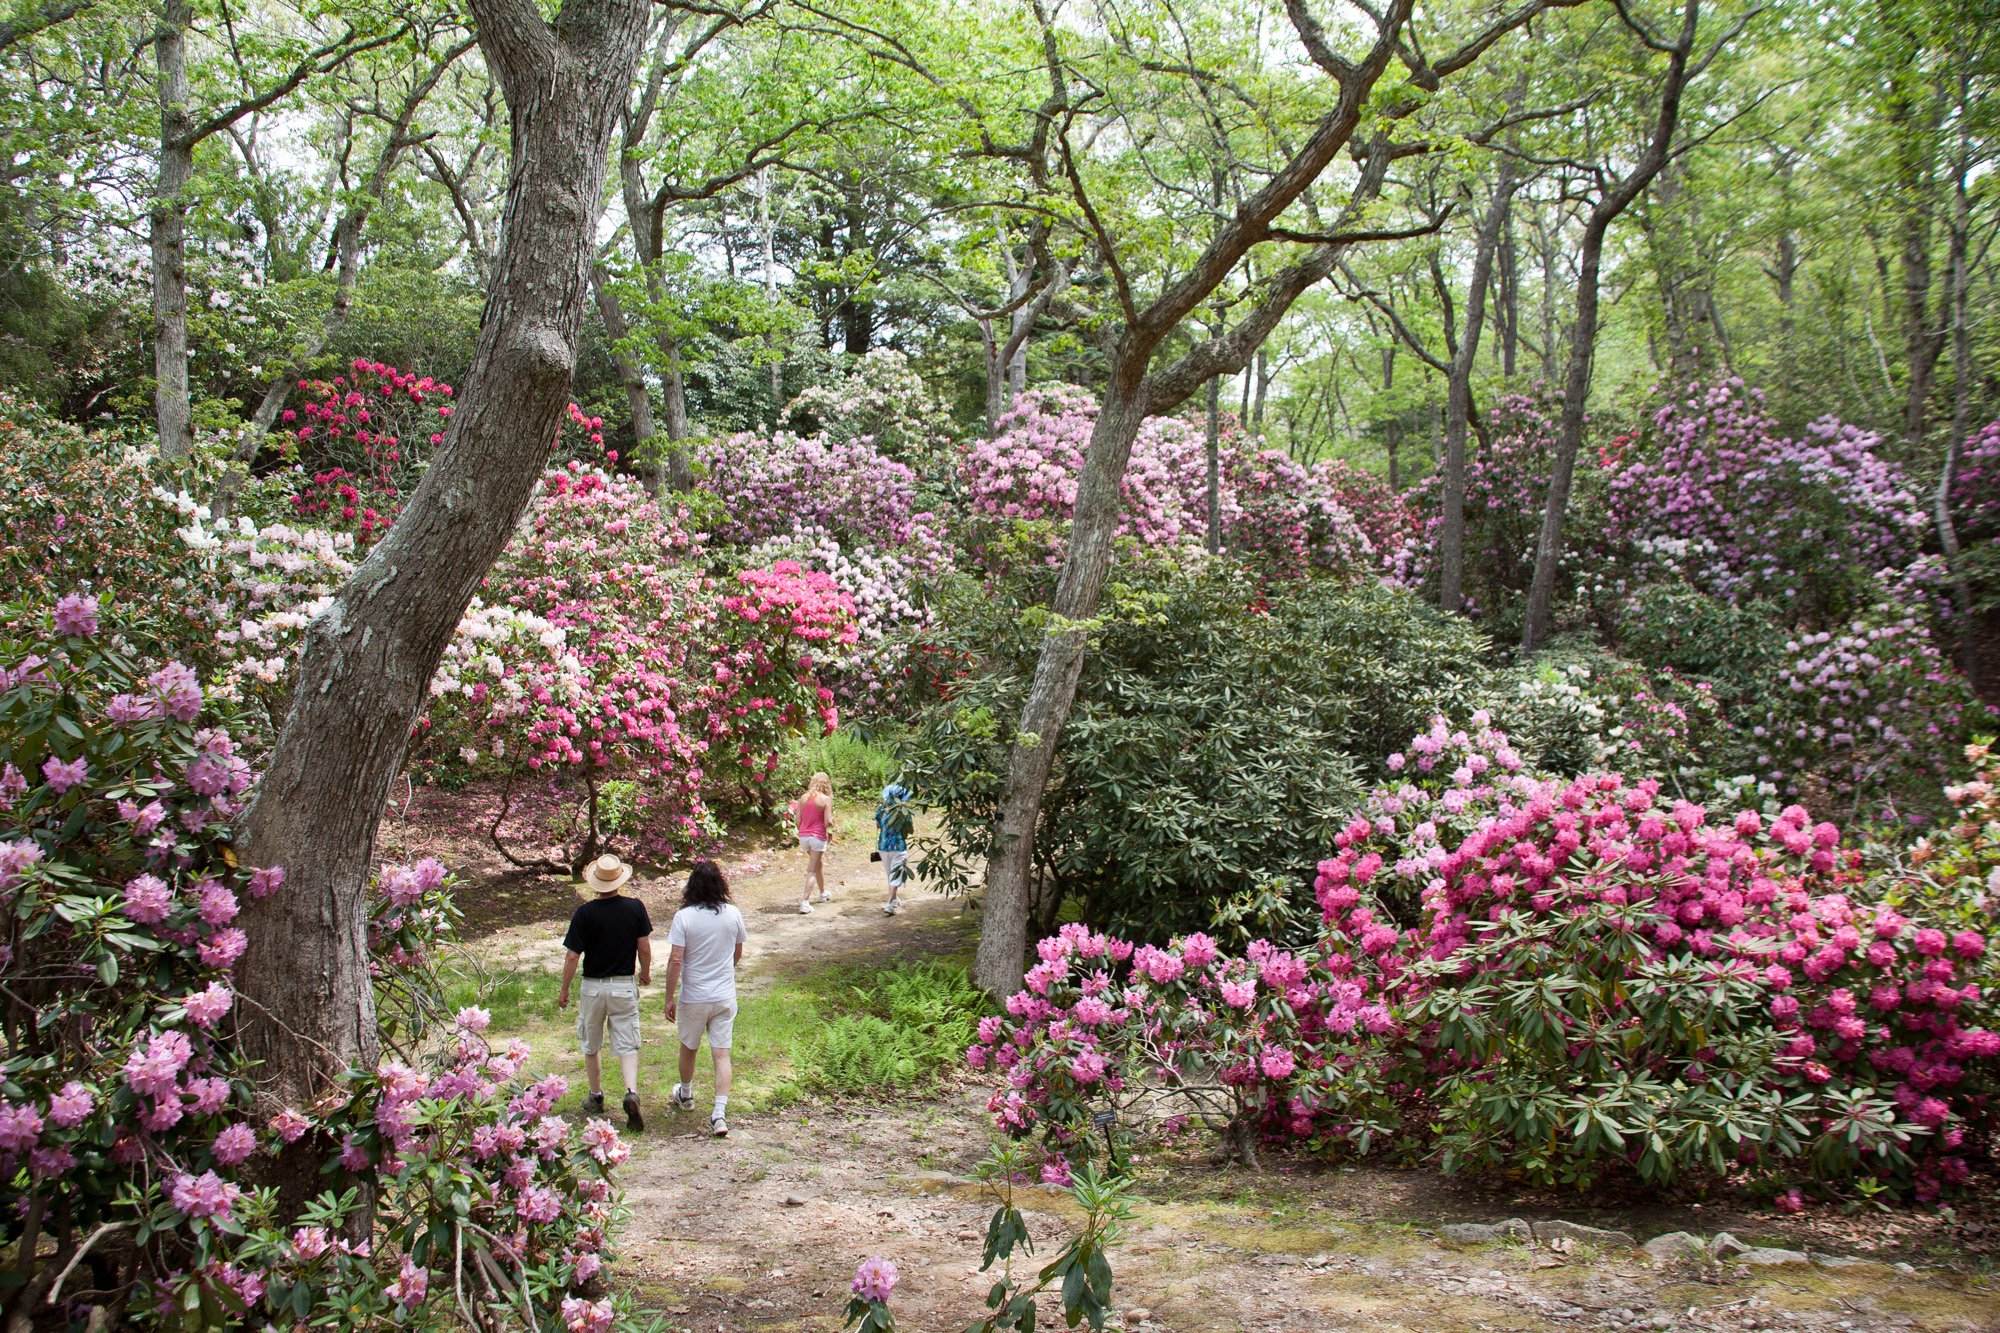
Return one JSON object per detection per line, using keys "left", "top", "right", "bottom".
{"left": 441, "top": 952, "right": 986, "bottom": 1112}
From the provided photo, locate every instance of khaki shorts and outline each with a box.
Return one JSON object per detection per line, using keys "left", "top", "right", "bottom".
{"left": 577, "top": 976, "right": 641, "bottom": 1056}
{"left": 677, "top": 999, "right": 737, "bottom": 1051}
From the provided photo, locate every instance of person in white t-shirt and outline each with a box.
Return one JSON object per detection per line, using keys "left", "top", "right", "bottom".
{"left": 664, "top": 859, "right": 747, "bottom": 1136}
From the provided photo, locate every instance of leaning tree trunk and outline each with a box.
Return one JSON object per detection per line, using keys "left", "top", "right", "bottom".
{"left": 150, "top": 0, "right": 194, "bottom": 460}
{"left": 974, "top": 372, "right": 1150, "bottom": 995}
{"left": 235, "top": 0, "right": 651, "bottom": 1116}
{"left": 1522, "top": 0, "right": 1703, "bottom": 653}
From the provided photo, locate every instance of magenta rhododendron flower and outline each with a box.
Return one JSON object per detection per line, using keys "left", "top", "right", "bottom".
{"left": 212, "top": 1123, "right": 257, "bottom": 1166}
{"left": 561, "top": 1296, "right": 615, "bottom": 1333}
{"left": 183, "top": 981, "right": 234, "bottom": 1028}
{"left": 168, "top": 1170, "right": 241, "bottom": 1220}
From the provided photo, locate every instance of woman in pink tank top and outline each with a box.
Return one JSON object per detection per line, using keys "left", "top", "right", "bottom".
{"left": 793, "top": 771, "right": 833, "bottom": 914}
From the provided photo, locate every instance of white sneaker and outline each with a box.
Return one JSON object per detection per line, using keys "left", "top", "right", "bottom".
{"left": 881, "top": 901, "right": 895, "bottom": 915}
{"left": 710, "top": 1114, "right": 729, "bottom": 1138}
{"left": 816, "top": 889, "right": 832, "bottom": 903}
{"left": 799, "top": 900, "right": 814, "bottom": 914}
{"left": 672, "top": 1084, "right": 695, "bottom": 1111}
{"left": 887, "top": 900, "right": 901, "bottom": 915}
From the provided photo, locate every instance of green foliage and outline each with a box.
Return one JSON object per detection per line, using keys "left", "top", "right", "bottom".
{"left": 1614, "top": 582, "right": 1791, "bottom": 717}
{"left": 966, "top": 1144, "right": 1129, "bottom": 1333}
{"left": 796, "top": 960, "right": 986, "bottom": 1095}
{"left": 1407, "top": 903, "right": 1824, "bottom": 1191}
{"left": 908, "top": 556, "right": 1488, "bottom": 939}
{"left": 772, "top": 729, "right": 904, "bottom": 812}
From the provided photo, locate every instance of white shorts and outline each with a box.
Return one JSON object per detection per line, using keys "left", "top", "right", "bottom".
{"left": 677, "top": 999, "right": 737, "bottom": 1050}
{"left": 577, "top": 976, "right": 640, "bottom": 1056}
{"left": 799, "top": 836, "right": 828, "bottom": 853}
{"left": 882, "top": 850, "right": 909, "bottom": 890}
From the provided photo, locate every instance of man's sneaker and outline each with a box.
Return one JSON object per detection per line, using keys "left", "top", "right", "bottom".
{"left": 710, "top": 1113, "right": 729, "bottom": 1138}
{"left": 799, "top": 900, "right": 814, "bottom": 914}
{"left": 583, "top": 1091, "right": 606, "bottom": 1116}
{"left": 672, "top": 1084, "right": 695, "bottom": 1112}
{"left": 623, "top": 1091, "right": 644, "bottom": 1133}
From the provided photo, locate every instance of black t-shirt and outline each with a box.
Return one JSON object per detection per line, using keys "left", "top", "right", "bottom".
{"left": 562, "top": 896, "right": 653, "bottom": 978}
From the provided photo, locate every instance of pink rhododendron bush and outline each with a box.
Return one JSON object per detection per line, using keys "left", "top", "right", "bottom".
{"left": 971, "top": 716, "right": 1998, "bottom": 1201}
{"left": 0, "top": 597, "right": 643, "bottom": 1329}
{"left": 418, "top": 463, "right": 857, "bottom": 863}
{"left": 958, "top": 387, "right": 1390, "bottom": 576}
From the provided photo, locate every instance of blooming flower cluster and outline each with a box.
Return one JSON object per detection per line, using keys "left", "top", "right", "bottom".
{"left": 694, "top": 429, "right": 932, "bottom": 550}
{"left": 974, "top": 716, "right": 1998, "bottom": 1199}
{"left": 1603, "top": 380, "right": 1927, "bottom": 620}
{"left": 1751, "top": 609, "right": 1987, "bottom": 823}
{"left": 783, "top": 348, "right": 955, "bottom": 463}
{"left": 419, "top": 464, "right": 856, "bottom": 860}
{"left": 958, "top": 387, "right": 1384, "bottom": 576}
{"left": 277, "top": 358, "right": 456, "bottom": 524}
{"left": 0, "top": 595, "right": 645, "bottom": 1328}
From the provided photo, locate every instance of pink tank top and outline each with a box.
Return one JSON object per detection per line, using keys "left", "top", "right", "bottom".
{"left": 796, "top": 796, "right": 828, "bottom": 840}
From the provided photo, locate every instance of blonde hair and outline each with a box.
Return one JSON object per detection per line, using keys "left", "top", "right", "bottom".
{"left": 808, "top": 771, "right": 832, "bottom": 797}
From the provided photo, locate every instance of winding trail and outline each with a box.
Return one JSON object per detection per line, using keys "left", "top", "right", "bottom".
{"left": 441, "top": 826, "right": 2000, "bottom": 1333}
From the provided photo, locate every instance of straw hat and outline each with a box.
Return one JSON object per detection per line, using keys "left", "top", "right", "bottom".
{"left": 580, "top": 854, "right": 633, "bottom": 896}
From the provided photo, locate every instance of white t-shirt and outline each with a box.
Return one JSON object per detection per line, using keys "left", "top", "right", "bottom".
{"left": 668, "top": 904, "right": 747, "bottom": 1004}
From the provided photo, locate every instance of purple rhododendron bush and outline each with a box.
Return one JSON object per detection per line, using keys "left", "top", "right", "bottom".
{"left": 971, "top": 716, "right": 1999, "bottom": 1203}
{"left": 0, "top": 599, "right": 643, "bottom": 1330}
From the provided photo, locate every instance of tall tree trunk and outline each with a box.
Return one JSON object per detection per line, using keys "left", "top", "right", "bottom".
{"left": 1939, "top": 95, "right": 1980, "bottom": 682}
{"left": 657, "top": 337, "right": 692, "bottom": 489}
{"left": 151, "top": 0, "right": 194, "bottom": 459}
{"left": 760, "top": 165, "right": 781, "bottom": 423}
{"left": 1522, "top": 0, "right": 1704, "bottom": 653}
{"left": 1441, "top": 161, "right": 1518, "bottom": 614}
{"left": 591, "top": 266, "right": 661, "bottom": 493}
{"left": 1498, "top": 203, "right": 1520, "bottom": 377}
{"left": 1205, "top": 371, "right": 1221, "bottom": 553}
{"left": 235, "top": 0, "right": 651, "bottom": 1116}
{"left": 1251, "top": 348, "right": 1269, "bottom": 431}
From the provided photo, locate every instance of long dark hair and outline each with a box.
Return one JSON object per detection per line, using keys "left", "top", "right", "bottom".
{"left": 683, "top": 859, "right": 731, "bottom": 911}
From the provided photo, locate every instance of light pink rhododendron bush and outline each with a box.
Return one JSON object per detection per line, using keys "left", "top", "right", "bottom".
{"left": 418, "top": 463, "right": 858, "bottom": 863}
{"left": 972, "top": 716, "right": 1998, "bottom": 1200}
{"left": 0, "top": 598, "right": 645, "bottom": 1329}
{"left": 958, "top": 387, "right": 1397, "bottom": 577}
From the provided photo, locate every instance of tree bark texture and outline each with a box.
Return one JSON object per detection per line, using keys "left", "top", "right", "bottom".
{"left": 592, "top": 266, "right": 662, "bottom": 493}
{"left": 151, "top": 0, "right": 194, "bottom": 459}
{"left": 1441, "top": 162, "right": 1517, "bottom": 614}
{"left": 235, "top": 0, "right": 651, "bottom": 1113}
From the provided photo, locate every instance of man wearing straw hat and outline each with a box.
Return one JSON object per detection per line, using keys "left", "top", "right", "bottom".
{"left": 558, "top": 854, "right": 653, "bottom": 1131}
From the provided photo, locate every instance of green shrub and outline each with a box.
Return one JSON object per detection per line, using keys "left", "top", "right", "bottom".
{"left": 1614, "top": 581, "right": 1790, "bottom": 716}
{"left": 907, "top": 556, "right": 1489, "bottom": 940}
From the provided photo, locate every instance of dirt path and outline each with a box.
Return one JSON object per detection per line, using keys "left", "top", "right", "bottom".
{"left": 448, "top": 829, "right": 2000, "bottom": 1333}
